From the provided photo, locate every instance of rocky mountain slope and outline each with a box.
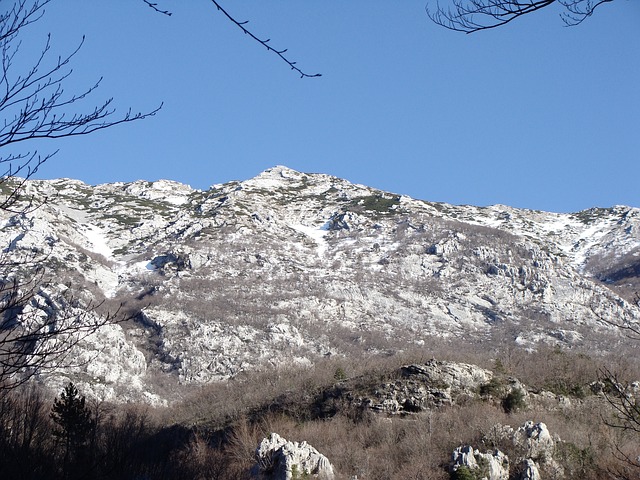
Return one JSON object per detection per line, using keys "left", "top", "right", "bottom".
{"left": 2, "top": 166, "right": 639, "bottom": 403}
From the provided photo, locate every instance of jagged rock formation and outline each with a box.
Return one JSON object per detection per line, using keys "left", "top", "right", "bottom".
{"left": 1, "top": 166, "right": 640, "bottom": 402}
{"left": 458, "top": 421, "right": 561, "bottom": 479}
{"left": 348, "top": 360, "right": 494, "bottom": 414}
{"left": 518, "top": 459, "right": 541, "bottom": 480}
{"left": 514, "top": 422, "right": 555, "bottom": 463}
{"left": 252, "top": 432, "right": 335, "bottom": 480}
{"left": 451, "top": 445, "right": 509, "bottom": 480}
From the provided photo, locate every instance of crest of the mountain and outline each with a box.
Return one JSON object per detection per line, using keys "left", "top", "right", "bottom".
{"left": 1, "top": 167, "right": 639, "bottom": 403}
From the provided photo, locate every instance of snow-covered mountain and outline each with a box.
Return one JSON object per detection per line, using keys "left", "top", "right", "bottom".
{"left": 2, "top": 166, "right": 639, "bottom": 403}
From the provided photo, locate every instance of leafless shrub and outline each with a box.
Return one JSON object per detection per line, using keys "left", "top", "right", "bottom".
{"left": 2, "top": 343, "right": 639, "bottom": 479}
{"left": 172, "top": 431, "right": 233, "bottom": 480}
{"left": 0, "top": 383, "right": 54, "bottom": 476}
{"left": 500, "top": 346, "right": 601, "bottom": 397}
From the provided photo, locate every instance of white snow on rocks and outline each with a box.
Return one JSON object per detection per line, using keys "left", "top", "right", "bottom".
{"left": 290, "top": 223, "right": 330, "bottom": 257}
{"left": 2, "top": 167, "right": 640, "bottom": 404}
{"left": 81, "top": 224, "right": 113, "bottom": 260}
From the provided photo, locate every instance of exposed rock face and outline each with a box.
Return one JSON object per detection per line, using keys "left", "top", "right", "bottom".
{"left": 150, "top": 251, "right": 192, "bottom": 272}
{"left": 353, "top": 360, "right": 494, "bottom": 414}
{"left": 514, "top": 421, "right": 555, "bottom": 462}
{"left": 517, "top": 459, "right": 541, "bottom": 480}
{"left": 451, "top": 445, "right": 509, "bottom": 480}
{"left": 403, "top": 360, "right": 493, "bottom": 391}
{"left": 457, "top": 421, "right": 561, "bottom": 479}
{"left": 514, "top": 422, "right": 564, "bottom": 478}
{"left": 1, "top": 167, "right": 640, "bottom": 402}
{"left": 252, "top": 433, "right": 335, "bottom": 480}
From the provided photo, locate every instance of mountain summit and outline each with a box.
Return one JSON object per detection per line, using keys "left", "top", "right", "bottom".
{"left": 2, "top": 167, "right": 639, "bottom": 403}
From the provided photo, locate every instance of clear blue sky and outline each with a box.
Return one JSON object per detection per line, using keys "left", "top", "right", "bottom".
{"left": 17, "top": 0, "right": 640, "bottom": 212}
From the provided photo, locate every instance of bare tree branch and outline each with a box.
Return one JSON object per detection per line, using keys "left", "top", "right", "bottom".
{"left": 0, "top": 248, "right": 129, "bottom": 391}
{"left": 426, "top": 0, "right": 614, "bottom": 33}
{"left": 600, "top": 368, "right": 640, "bottom": 434}
{"left": 209, "top": 1, "right": 321, "bottom": 78}
{"left": 562, "top": 0, "right": 614, "bottom": 25}
{"left": 143, "top": 0, "right": 321, "bottom": 78}
{"left": 0, "top": 0, "right": 161, "bottom": 214}
{"left": 0, "top": 0, "right": 157, "bottom": 392}
{"left": 589, "top": 295, "right": 640, "bottom": 341}
{"left": 593, "top": 293, "right": 640, "bottom": 475}
{"left": 142, "top": 0, "right": 171, "bottom": 16}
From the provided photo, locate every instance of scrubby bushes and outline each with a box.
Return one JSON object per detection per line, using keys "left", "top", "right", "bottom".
{"left": 450, "top": 466, "right": 478, "bottom": 480}
{"left": 0, "top": 344, "right": 638, "bottom": 479}
{"left": 501, "top": 388, "right": 526, "bottom": 414}
{"left": 0, "top": 384, "right": 186, "bottom": 479}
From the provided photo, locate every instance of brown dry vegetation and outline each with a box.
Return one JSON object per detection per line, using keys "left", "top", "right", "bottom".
{"left": 1, "top": 341, "right": 639, "bottom": 479}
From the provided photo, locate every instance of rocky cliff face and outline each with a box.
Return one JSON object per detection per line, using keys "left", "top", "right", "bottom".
{"left": 1, "top": 166, "right": 639, "bottom": 403}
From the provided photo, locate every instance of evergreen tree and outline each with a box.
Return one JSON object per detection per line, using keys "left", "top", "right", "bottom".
{"left": 50, "top": 382, "right": 92, "bottom": 467}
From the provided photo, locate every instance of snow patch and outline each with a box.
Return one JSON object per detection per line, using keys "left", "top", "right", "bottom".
{"left": 290, "top": 223, "right": 329, "bottom": 256}
{"left": 134, "top": 260, "right": 157, "bottom": 271}
{"left": 82, "top": 224, "right": 113, "bottom": 259}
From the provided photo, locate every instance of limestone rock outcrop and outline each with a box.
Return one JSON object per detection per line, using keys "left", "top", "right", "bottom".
{"left": 2, "top": 169, "right": 640, "bottom": 403}
{"left": 451, "top": 445, "right": 509, "bottom": 480}
{"left": 514, "top": 421, "right": 555, "bottom": 462}
{"left": 517, "top": 459, "right": 541, "bottom": 480}
{"left": 354, "top": 360, "right": 494, "bottom": 414}
{"left": 252, "top": 432, "right": 335, "bottom": 480}
{"left": 454, "top": 421, "right": 562, "bottom": 479}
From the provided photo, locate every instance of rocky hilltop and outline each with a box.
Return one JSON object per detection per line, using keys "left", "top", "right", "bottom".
{"left": 2, "top": 166, "right": 639, "bottom": 403}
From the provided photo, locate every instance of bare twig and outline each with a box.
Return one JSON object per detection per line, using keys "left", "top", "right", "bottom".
{"left": 209, "top": 1, "right": 321, "bottom": 78}
{"left": 143, "top": 0, "right": 320, "bottom": 77}
{"left": 600, "top": 368, "right": 640, "bottom": 433}
{"left": 0, "top": 0, "right": 161, "bottom": 213}
{"left": 562, "top": 0, "right": 614, "bottom": 25}
{"left": 589, "top": 297, "right": 640, "bottom": 341}
{"left": 143, "top": 0, "right": 171, "bottom": 16}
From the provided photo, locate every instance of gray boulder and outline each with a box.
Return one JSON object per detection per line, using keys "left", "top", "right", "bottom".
{"left": 402, "top": 359, "right": 493, "bottom": 392}
{"left": 252, "top": 432, "right": 335, "bottom": 480}
{"left": 517, "top": 459, "right": 541, "bottom": 480}
{"left": 451, "top": 445, "right": 509, "bottom": 480}
{"left": 356, "top": 360, "right": 494, "bottom": 414}
{"left": 474, "top": 421, "right": 565, "bottom": 479}
{"left": 514, "top": 421, "right": 555, "bottom": 462}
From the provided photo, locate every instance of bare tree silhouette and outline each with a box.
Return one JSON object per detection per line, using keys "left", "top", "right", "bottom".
{"left": 427, "top": 0, "right": 614, "bottom": 33}
{"left": 0, "top": 0, "right": 156, "bottom": 391}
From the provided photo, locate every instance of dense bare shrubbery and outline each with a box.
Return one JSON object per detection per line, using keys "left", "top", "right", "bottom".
{"left": 0, "top": 343, "right": 638, "bottom": 479}
{"left": 0, "top": 385, "right": 176, "bottom": 479}
{"left": 162, "top": 344, "right": 638, "bottom": 479}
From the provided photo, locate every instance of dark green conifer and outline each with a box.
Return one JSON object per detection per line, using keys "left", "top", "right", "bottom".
{"left": 50, "top": 382, "right": 92, "bottom": 465}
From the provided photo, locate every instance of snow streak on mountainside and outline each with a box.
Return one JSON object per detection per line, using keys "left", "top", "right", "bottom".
{"left": 1, "top": 166, "right": 639, "bottom": 403}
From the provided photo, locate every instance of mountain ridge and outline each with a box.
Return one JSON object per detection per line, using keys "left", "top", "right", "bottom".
{"left": 2, "top": 166, "right": 640, "bottom": 404}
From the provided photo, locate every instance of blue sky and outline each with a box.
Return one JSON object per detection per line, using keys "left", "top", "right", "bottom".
{"left": 16, "top": 0, "right": 640, "bottom": 212}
